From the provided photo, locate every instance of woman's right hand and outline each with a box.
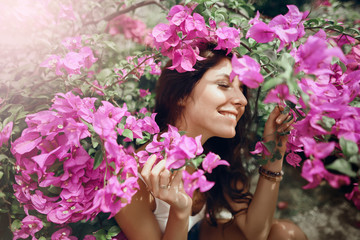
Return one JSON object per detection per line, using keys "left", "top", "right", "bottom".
{"left": 140, "top": 155, "right": 192, "bottom": 213}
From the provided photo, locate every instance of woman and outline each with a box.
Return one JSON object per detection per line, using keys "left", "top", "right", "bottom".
{"left": 115, "top": 44, "right": 307, "bottom": 240}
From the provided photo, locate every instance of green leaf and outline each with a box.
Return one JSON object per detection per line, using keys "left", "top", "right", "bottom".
{"left": 94, "top": 150, "right": 104, "bottom": 170}
{"left": 319, "top": 116, "right": 335, "bottom": 132}
{"left": 0, "top": 171, "right": 3, "bottom": 180}
{"left": 107, "top": 226, "right": 121, "bottom": 237}
{"left": 262, "top": 77, "right": 284, "bottom": 91}
{"left": 338, "top": 60, "right": 347, "bottom": 73}
{"left": 340, "top": 137, "right": 359, "bottom": 157}
{"left": 263, "top": 141, "right": 276, "bottom": 153}
{"left": 326, "top": 158, "right": 357, "bottom": 177}
{"left": 11, "top": 219, "right": 22, "bottom": 231}
{"left": 191, "top": 155, "right": 205, "bottom": 169}
{"left": 122, "top": 129, "right": 133, "bottom": 140}
{"left": 94, "top": 229, "right": 107, "bottom": 240}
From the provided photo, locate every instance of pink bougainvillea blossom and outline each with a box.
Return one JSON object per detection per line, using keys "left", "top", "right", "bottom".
{"left": 107, "top": 14, "right": 153, "bottom": 46}
{"left": 230, "top": 55, "right": 264, "bottom": 88}
{"left": 182, "top": 170, "right": 215, "bottom": 198}
{"left": 0, "top": 121, "right": 13, "bottom": 146}
{"left": 250, "top": 141, "right": 271, "bottom": 156}
{"left": 247, "top": 5, "right": 308, "bottom": 51}
{"left": 51, "top": 226, "right": 77, "bottom": 240}
{"left": 346, "top": 183, "right": 360, "bottom": 210}
{"left": 201, "top": 152, "right": 229, "bottom": 173}
{"left": 300, "top": 137, "right": 335, "bottom": 160}
{"left": 286, "top": 152, "right": 302, "bottom": 167}
{"left": 264, "top": 84, "right": 297, "bottom": 105}
{"left": 292, "top": 35, "right": 346, "bottom": 77}
{"left": 152, "top": 5, "right": 241, "bottom": 73}
{"left": 301, "top": 159, "right": 327, "bottom": 189}
{"left": 12, "top": 215, "right": 43, "bottom": 240}
{"left": 246, "top": 21, "right": 275, "bottom": 43}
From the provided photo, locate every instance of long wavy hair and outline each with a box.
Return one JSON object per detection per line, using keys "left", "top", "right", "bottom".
{"left": 154, "top": 43, "right": 254, "bottom": 226}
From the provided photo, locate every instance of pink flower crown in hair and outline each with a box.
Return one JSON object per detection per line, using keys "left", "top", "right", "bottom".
{"left": 152, "top": 4, "right": 241, "bottom": 73}
{"left": 152, "top": 5, "right": 264, "bottom": 88}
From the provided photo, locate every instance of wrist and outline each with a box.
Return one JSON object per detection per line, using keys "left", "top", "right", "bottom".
{"left": 169, "top": 204, "right": 192, "bottom": 220}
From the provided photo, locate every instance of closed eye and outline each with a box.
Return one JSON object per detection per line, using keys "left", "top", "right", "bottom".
{"left": 217, "top": 81, "right": 230, "bottom": 88}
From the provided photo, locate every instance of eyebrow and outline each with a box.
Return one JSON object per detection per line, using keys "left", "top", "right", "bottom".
{"left": 216, "top": 73, "right": 230, "bottom": 79}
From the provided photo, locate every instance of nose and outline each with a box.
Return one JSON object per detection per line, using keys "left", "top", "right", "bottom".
{"left": 231, "top": 88, "right": 248, "bottom": 107}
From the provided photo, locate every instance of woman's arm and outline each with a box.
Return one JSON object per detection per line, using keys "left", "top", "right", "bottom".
{"left": 230, "top": 105, "right": 294, "bottom": 240}
{"left": 115, "top": 155, "right": 192, "bottom": 240}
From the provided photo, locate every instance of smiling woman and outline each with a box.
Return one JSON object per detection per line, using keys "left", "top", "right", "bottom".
{"left": 114, "top": 43, "right": 308, "bottom": 240}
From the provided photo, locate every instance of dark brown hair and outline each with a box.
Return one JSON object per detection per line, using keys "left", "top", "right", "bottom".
{"left": 154, "top": 43, "right": 254, "bottom": 226}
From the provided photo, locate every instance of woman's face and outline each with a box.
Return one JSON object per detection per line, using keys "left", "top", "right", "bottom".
{"left": 178, "top": 58, "right": 248, "bottom": 143}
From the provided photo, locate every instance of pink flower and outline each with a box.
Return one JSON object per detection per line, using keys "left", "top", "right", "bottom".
{"left": 247, "top": 5, "right": 308, "bottom": 51}
{"left": 202, "top": 152, "right": 229, "bottom": 173}
{"left": 246, "top": 22, "right": 275, "bottom": 43}
{"left": 62, "top": 36, "right": 82, "bottom": 50}
{"left": 300, "top": 137, "right": 335, "bottom": 160}
{"left": 250, "top": 141, "right": 271, "bottom": 156}
{"left": 214, "top": 26, "right": 241, "bottom": 54}
{"left": 40, "top": 55, "right": 64, "bottom": 76}
{"left": 292, "top": 36, "right": 346, "bottom": 76}
{"left": 139, "top": 89, "right": 150, "bottom": 97}
{"left": 62, "top": 52, "right": 83, "bottom": 75}
{"left": 286, "top": 152, "right": 302, "bottom": 167}
{"left": 345, "top": 183, "right": 360, "bottom": 210}
{"left": 12, "top": 215, "right": 43, "bottom": 240}
{"left": 0, "top": 121, "right": 13, "bottom": 146}
{"left": 230, "top": 55, "right": 264, "bottom": 88}
{"left": 166, "top": 135, "right": 203, "bottom": 169}
{"left": 182, "top": 170, "right": 215, "bottom": 198}
{"left": 79, "top": 46, "right": 97, "bottom": 69}
{"left": 301, "top": 159, "right": 326, "bottom": 189}
{"left": 324, "top": 172, "right": 351, "bottom": 189}
{"left": 51, "top": 227, "right": 78, "bottom": 240}
{"left": 264, "top": 84, "right": 297, "bottom": 105}
{"left": 168, "top": 47, "right": 197, "bottom": 73}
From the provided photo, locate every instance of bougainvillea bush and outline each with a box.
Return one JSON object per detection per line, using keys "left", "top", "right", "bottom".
{"left": 0, "top": 0, "right": 359, "bottom": 239}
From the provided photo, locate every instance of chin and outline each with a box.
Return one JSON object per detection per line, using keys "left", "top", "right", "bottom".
{"left": 215, "top": 129, "right": 236, "bottom": 139}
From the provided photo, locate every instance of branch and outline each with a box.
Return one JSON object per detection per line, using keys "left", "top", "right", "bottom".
{"left": 84, "top": 0, "right": 168, "bottom": 26}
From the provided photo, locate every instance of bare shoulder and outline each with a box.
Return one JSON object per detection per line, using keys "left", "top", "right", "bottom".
{"left": 114, "top": 176, "right": 159, "bottom": 240}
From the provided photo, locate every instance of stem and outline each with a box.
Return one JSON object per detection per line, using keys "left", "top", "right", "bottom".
{"left": 84, "top": 0, "right": 168, "bottom": 26}
{"left": 108, "top": 53, "right": 161, "bottom": 88}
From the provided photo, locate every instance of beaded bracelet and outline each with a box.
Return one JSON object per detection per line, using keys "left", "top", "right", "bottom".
{"left": 258, "top": 166, "right": 284, "bottom": 182}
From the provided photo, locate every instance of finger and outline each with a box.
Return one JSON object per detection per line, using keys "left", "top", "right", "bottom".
{"left": 276, "top": 110, "right": 292, "bottom": 125}
{"left": 159, "top": 169, "right": 171, "bottom": 190}
{"left": 150, "top": 159, "right": 166, "bottom": 194}
{"left": 170, "top": 169, "right": 185, "bottom": 192}
{"left": 268, "top": 105, "right": 282, "bottom": 122}
{"left": 140, "top": 154, "right": 157, "bottom": 182}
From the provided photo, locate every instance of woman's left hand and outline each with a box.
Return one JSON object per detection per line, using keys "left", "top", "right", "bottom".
{"left": 263, "top": 105, "right": 295, "bottom": 159}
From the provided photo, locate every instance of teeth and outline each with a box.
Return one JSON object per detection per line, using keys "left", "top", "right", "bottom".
{"left": 222, "top": 112, "right": 236, "bottom": 120}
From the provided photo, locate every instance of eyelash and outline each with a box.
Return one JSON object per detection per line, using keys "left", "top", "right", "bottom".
{"left": 218, "top": 83, "right": 230, "bottom": 88}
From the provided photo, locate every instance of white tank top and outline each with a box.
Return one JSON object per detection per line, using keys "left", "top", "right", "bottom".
{"left": 138, "top": 174, "right": 205, "bottom": 232}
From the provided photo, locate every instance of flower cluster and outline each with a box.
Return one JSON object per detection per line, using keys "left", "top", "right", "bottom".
{"left": 230, "top": 55, "right": 264, "bottom": 88}
{"left": 138, "top": 125, "right": 229, "bottom": 197}
{"left": 246, "top": 5, "right": 309, "bottom": 51}
{"left": 246, "top": 7, "right": 359, "bottom": 207}
{"left": 12, "top": 90, "right": 228, "bottom": 229}
{"left": 107, "top": 14, "right": 154, "bottom": 47}
{"left": 40, "top": 36, "right": 97, "bottom": 76}
{"left": 11, "top": 91, "right": 156, "bottom": 225}
{"left": 152, "top": 5, "right": 241, "bottom": 73}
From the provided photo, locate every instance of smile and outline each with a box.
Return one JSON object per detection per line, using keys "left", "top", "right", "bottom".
{"left": 218, "top": 111, "right": 237, "bottom": 121}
